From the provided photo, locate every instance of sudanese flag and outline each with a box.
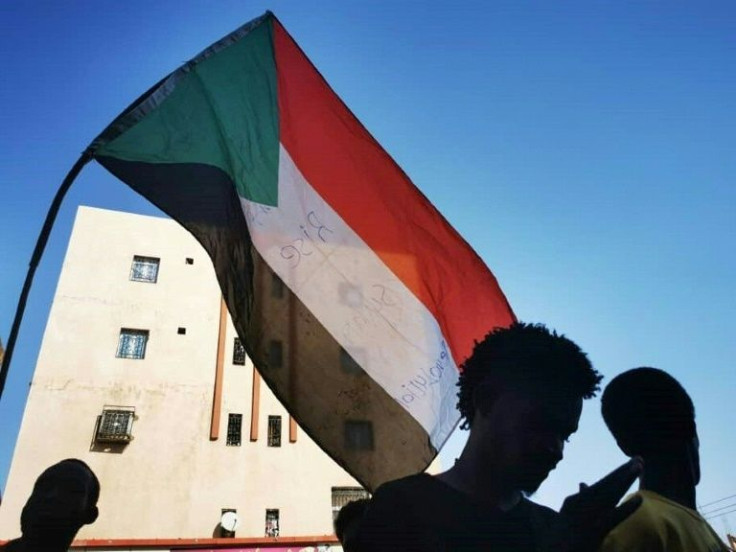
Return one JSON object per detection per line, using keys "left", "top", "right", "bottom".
{"left": 90, "top": 12, "right": 515, "bottom": 490}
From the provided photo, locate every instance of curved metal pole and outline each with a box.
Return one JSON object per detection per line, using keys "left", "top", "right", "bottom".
{"left": 0, "top": 149, "right": 93, "bottom": 399}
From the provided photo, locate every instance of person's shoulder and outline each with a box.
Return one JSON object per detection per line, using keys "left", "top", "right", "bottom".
{"left": 363, "top": 473, "right": 451, "bottom": 526}
{"left": 528, "top": 499, "right": 559, "bottom": 516}
{"left": 359, "top": 474, "right": 442, "bottom": 551}
{"left": 372, "top": 473, "right": 436, "bottom": 499}
{"left": 618, "top": 491, "right": 663, "bottom": 527}
{"left": 600, "top": 491, "right": 665, "bottom": 551}
{"left": 377, "top": 473, "right": 435, "bottom": 489}
{"left": 635, "top": 490, "right": 696, "bottom": 526}
{"left": 638, "top": 491, "right": 730, "bottom": 551}
{"left": 524, "top": 499, "right": 559, "bottom": 518}
{"left": 522, "top": 498, "right": 560, "bottom": 530}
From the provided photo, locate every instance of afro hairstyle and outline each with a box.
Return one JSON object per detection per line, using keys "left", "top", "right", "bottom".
{"left": 457, "top": 322, "right": 601, "bottom": 429}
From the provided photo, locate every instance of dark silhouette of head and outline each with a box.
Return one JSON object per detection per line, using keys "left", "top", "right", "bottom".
{"left": 457, "top": 322, "right": 601, "bottom": 494}
{"left": 334, "top": 498, "right": 370, "bottom": 551}
{"left": 602, "top": 367, "right": 699, "bottom": 485}
{"left": 19, "top": 459, "right": 100, "bottom": 549}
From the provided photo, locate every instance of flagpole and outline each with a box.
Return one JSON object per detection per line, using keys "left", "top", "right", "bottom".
{"left": 0, "top": 149, "right": 94, "bottom": 399}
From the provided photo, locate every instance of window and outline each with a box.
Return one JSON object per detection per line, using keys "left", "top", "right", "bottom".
{"left": 116, "top": 329, "right": 149, "bottom": 359}
{"left": 267, "top": 416, "right": 282, "bottom": 447}
{"left": 95, "top": 407, "right": 135, "bottom": 443}
{"left": 331, "top": 487, "right": 370, "bottom": 521}
{"left": 130, "top": 256, "right": 160, "bottom": 283}
{"left": 271, "top": 273, "right": 285, "bottom": 298}
{"left": 227, "top": 414, "right": 242, "bottom": 446}
{"left": 177, "top": 327, "right": 186, "bottom": 335}
{"left": 265, "top": 509, "right": 280, "bottom": 537}
{"left": 233, "top": 337, "right": 246, "bottom": 365}
{"left": 185, "top": 257, "right": 194, "bottom": 265}
{"left": 268, "top": 340, "right": 283, "bottom": 369}
{"left": 345, "top": 420, "right": 374, "bottom": 450}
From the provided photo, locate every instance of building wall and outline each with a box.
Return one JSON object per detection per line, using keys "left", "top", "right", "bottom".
{"left": 0, "top": 206, "right": 360, "bottom": 540}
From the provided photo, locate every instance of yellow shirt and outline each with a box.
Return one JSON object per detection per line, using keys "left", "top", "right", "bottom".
{"left": 601, "top": 490, "right": 729, "bottom": 552}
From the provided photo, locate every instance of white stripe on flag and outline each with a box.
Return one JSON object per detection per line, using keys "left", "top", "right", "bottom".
{"left": 240, "top": 144, "right": 459, "bottom": 449}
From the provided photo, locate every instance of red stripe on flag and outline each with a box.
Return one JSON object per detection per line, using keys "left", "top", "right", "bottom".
{"left": 273, "top": 20, "right": 515, "bottom": 367}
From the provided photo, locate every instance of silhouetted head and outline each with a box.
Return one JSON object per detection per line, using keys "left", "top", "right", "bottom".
{"left": 457, "top": 322, "right": 601, "bottom": 494}
{"left": 20, "top": 459, "right": 100, "bottom": 547}
{"left": 334, "top": 498, "right": 370, "bottom": 551}
{"left": 602, "top": 367, "right": 699, "bottom": 484}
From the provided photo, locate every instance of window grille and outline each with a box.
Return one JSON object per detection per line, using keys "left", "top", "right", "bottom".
{"left": 130, "top": 256, "right": 160, "bottom": 283}
{"left": 227, "top": 414, "right": 242, "bottom": 446}
{"left": 331, "top": 487, "right": 371, "bottom": 520}
{"left": 271, "top": 274, "right": 285, "bottom": 298}
{"left": 268, "top": 340, "right": 283, "bottom": 368}
{"left": 116, "top": 329, "right": 149, "bottom": 359}
{"left": 265, "top": 509, "right": 280, "bottom": 537}
{"left": 345, "top": 420, "right": 374, "bottom": 451}
{"left": 267, "top": 416, "right": 282, "bottom": 447}
{"left": 233, "top": 337, "right": 246, "bottom": 365}
{"left": 96, "top": 407, "right": 135, "bottom": 443}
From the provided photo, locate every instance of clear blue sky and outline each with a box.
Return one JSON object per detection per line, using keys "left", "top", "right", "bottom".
{"left": 1, "top": 0, "right": 734, "bottom": 538}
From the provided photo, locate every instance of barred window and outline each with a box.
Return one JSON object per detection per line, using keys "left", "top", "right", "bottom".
{"left": 265, "top": 509, "right": 280, "bottom": 537}
{"left": 116, "top": 329, "right": 149, "bottom": 359}
{"left": 130, "top": 256, "right": 159, "bottom": 283}
{"left": 267, "top": 416, "right": 282, "bottom": 447}
{"left": 331, "top": 487, "right": 371, "bottom": 520}
{"left": 96, "top": 407, "right": 135, "bottom": 443}
{"left": 345, "top": 420, "right": 374, "bottom": 451}
{"left": 233, "top": 337, "right": 246, "bottom": 365}
{"left": 227, "top": 414, "right": 242, "bottom": 446}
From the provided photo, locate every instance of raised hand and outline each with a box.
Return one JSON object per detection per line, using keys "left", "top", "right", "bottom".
{"left": 542, "top": 457, "right": 644, "bottom": 552}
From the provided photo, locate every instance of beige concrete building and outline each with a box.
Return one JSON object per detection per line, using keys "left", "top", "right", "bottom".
{"left": 0, "top": 206, "right": 380, "bottom": 549}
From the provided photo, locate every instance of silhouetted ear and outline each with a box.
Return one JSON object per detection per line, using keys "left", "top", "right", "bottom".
{"left": 686, "top": 435, "right": 700, "bottom": 486}
{"left": 85, "top": 506, "right": 99, "bottom": 525}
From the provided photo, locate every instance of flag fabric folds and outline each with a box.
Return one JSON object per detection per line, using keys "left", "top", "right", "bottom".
{"left": 90, "top": 11, "right": 515, "bottom": 490}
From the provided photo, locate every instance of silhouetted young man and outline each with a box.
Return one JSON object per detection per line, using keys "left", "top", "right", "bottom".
{"left": 600, "top": 367, "right": 728, "bottom": 551}
{"left": 1, "top": 459, "right": 100, "bottom": 552}
{"left": 358, "top": 322, "right": 642, "bottom": 552}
